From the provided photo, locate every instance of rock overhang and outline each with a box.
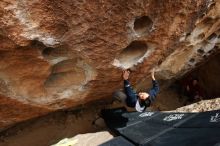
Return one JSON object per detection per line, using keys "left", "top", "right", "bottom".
{"left": 0, "top": 0, "right": 219, "bottom": 130}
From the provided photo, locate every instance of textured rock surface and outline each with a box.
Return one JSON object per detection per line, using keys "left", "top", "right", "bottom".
{"left": 0, "top": 94, "right": 50, "bottom": 132}
{"left": 173, "top": 97, "right": 220, "bottom": 112}
{"left": 0, "top": 0, "right": 219, "bottom": 129}
{"left": 157, "top": 0, "right": 220, "bottom": 79}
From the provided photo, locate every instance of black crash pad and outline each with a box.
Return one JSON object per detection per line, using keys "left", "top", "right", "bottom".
{"left": 101, "top": 108, "right": 159, "bottom": 128}
{"left": 177, "top": 110, "right": 220, "bottom": 128}
{"left": 99, "top": 136, "right": 134, "bottom": 146}
{"left": 101, "top": 107, "right": 220, "bottom": 146}
{"left": 119, "top": 121, "right": 171, "bottom": 145}
{"left": 146, "top": 128, "right": 220, "bottom": 146}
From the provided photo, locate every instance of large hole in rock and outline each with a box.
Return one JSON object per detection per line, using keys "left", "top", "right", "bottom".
{"left": 45, "top": 65, "right": 86, "bottom": 88}
{"left": 42, "top": 46, "right": 70, "bottom": 58}
{"left": 133, "top": 16, "right": 153, "bottom": 36}
{"left": 44, "top": 57, "right": 96, "bottom": 98}
{"left": 42, "top": 46, "right": 74, "bottom": 65}
{"left": 113, "top": 41, "right": 155, "bottom": 69}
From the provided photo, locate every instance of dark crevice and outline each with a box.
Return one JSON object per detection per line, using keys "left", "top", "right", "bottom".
{"left": 189, "top": 58, "right": 195, "bottom": 63}
{"left": 207, "top": 33, "right": 217, "bottom": 40}
{"left": 133, "top": 16, "right": 153, "bottom": 35}
{"left": 42, "top": 47, "right": 54, "bottom": 56}
{"left": 197, "top": 48, "right": 205, "bottom": 54}
{"left": 174, "top": 52, "right": 220, "bottom": 100}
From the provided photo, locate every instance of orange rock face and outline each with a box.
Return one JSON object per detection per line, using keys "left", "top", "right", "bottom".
{"left": 0, "top": 94, "right": 50, "bottom": 131}
{"left": 0, "top": 0, "right": 219, "bottom": 129}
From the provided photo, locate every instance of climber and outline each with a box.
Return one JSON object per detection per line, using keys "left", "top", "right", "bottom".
{"left": 113, "top": 68, "right": 159, "bottom": 112}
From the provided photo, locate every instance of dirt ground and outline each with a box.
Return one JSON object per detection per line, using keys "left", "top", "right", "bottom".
{"left": 0, "top": 103, "right": 110, "bottom": 146}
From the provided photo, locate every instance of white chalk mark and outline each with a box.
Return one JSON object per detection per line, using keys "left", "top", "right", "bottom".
{"left": 210, "top": 113, "right": 220, "bottom": 123}
{"left": 139, "top": 112, "right": 154, "bottom": 117}
{"left": 163, "top": 114, "right": 185, "bottom": 122}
